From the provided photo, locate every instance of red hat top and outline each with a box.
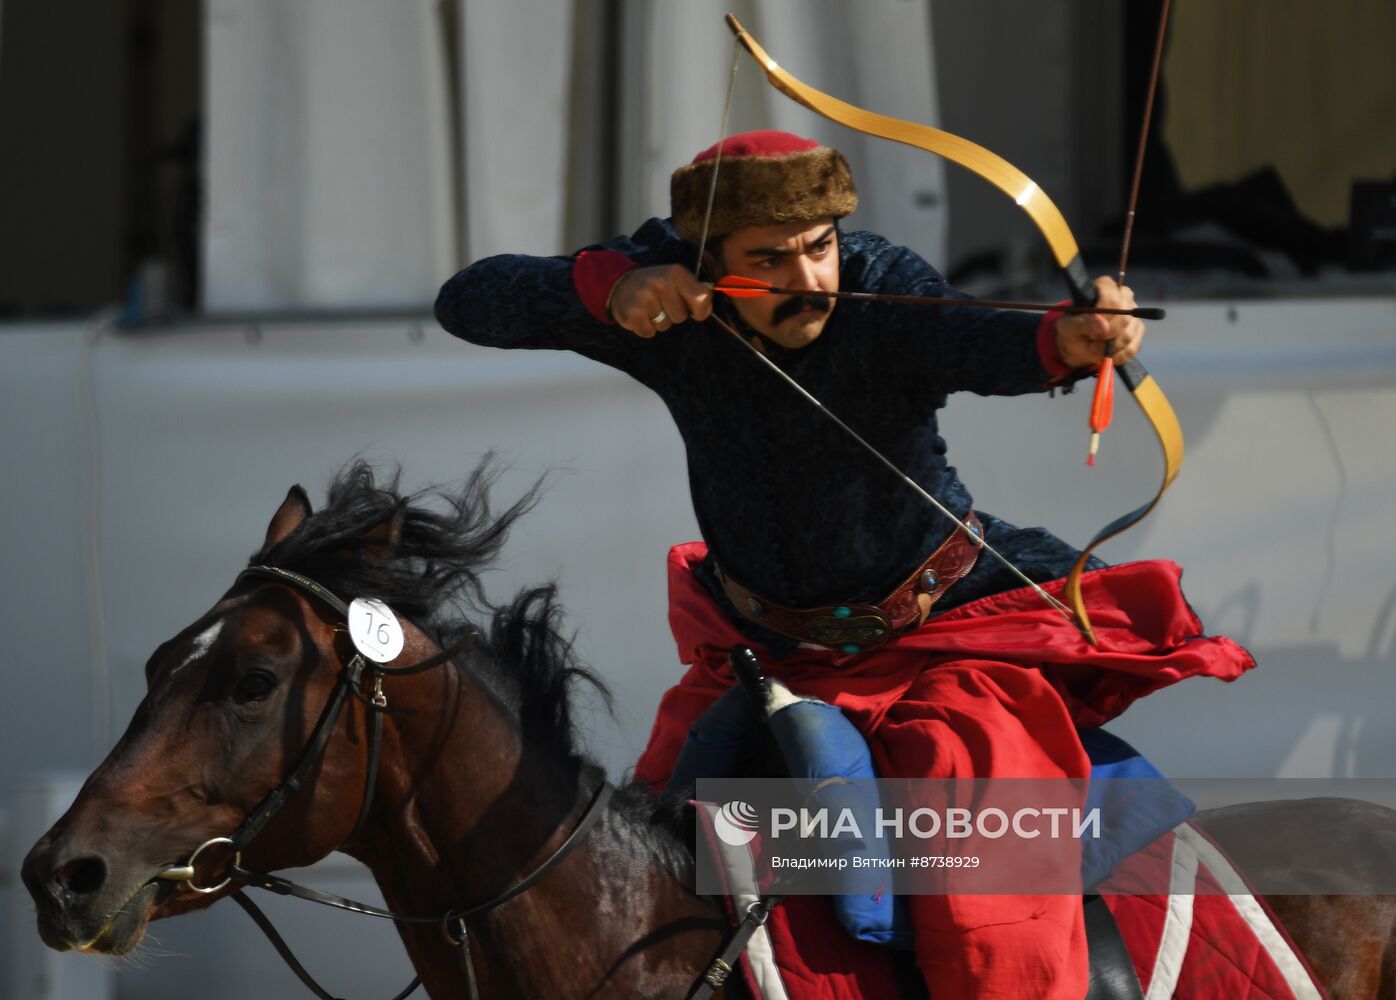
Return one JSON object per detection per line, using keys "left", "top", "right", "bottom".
{"left": 688, "top": 129, "right": 820, "bottom": 164}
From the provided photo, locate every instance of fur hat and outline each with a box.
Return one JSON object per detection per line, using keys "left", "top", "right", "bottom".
{"left": 670, "top": 130, "right": 858, "bottom": 244}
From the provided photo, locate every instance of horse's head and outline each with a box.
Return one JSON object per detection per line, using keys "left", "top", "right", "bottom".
{"left": 21, "top": 464, "right": 734, "bottom": 997}
{"left": 21, "top": 484, "right": 395, "bottom": 953}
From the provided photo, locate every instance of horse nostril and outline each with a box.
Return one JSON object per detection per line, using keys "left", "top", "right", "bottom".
{"left": 54, "top": 855, "right": 107, "bottom": 896}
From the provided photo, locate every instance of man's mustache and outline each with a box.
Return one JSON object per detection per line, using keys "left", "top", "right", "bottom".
{"left": 771, "top": 293, "right": 831, "bottom": 324}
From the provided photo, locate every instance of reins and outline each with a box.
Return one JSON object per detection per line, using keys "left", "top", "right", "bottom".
{"left": 155, "top": 564, "right": 615, "bottom": 1000}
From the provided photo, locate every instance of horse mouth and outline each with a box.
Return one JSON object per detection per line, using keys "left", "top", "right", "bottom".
{"left": 41, "top": 881, "right": 161, "bottom": 956}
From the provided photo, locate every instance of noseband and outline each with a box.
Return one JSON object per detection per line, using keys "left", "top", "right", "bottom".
{"left": 155, "top": 564, "right": 613, "bottom": 1000}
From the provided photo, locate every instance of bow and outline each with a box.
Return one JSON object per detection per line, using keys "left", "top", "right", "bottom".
{"left": 720, "top": 14, "right": 1184, "bottom": 644}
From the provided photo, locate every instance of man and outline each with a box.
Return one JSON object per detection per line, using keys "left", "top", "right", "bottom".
{"left": 436, "top": 130, "right": 1252, "bottom": 999}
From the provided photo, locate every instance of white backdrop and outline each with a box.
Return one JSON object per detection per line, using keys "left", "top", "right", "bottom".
{"left": 202, "top": 0, "right": 458, "bottom": 310}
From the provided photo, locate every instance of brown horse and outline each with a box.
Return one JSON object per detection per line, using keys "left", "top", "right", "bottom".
{"left": 19, "top": 464, "right": 1396, "bottom": 998}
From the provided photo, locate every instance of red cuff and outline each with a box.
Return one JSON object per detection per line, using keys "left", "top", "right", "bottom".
{"left": 573, "top": 250, "right": 638, "bottom": 324}
{"left": 1036, "top": 301, "right": 1074, "bottom": 381}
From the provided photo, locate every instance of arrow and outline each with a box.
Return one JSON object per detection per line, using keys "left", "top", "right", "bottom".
{"left": 711, "top": 275, "right": 1165, "bottom": 319}
{"left": 1087, "top": 0, "right": 1174, "bottom": 466}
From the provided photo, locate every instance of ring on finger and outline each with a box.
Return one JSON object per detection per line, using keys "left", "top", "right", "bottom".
{"left": 651, "top": 309, "right": 668, "bottom": 325}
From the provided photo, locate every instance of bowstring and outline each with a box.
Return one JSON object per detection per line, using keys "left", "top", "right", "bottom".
{"left": 692, "top": 35, "right": 743, "bottom": 282}
{"left": 692, "top": 31, "right": 1076, "bottom": 626}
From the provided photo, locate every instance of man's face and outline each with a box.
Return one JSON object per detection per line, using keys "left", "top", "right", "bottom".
{"left": 708, "top": 218, "right": 840, "bottom": 349}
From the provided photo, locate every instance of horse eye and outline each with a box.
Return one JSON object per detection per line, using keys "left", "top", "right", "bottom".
{"left": 234, "top": 669, "right": 278, "bottom": 703}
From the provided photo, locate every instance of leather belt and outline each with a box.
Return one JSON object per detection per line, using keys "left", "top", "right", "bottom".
{"left": 717, "top": 513, "right": 983, "bottom": 653}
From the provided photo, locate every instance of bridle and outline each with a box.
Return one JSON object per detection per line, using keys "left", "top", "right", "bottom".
{"left": 153, "top": 564, "right": 615, "bottom": 1000}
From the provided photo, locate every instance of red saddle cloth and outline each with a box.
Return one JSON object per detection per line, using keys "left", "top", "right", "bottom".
{"left": 1100, "top": 825, "right": 1329, "bottom": 999}
{"left": 640, "top": 542, "right": 1258, "bottom": 999}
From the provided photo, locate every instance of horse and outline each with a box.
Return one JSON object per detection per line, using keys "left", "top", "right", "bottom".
{"left": 20, "top": 462, "right": 1396, "bottom": 998}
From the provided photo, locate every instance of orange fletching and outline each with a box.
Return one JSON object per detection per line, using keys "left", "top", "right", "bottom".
{"left": 1086, "top": 356, "right": 1115, "bottom": 466}
{"left": 1091, "top": 357, "right": 1116, "bottom": 432}
{"left": 713, "top": 275, "right": 774, "bottom": 299}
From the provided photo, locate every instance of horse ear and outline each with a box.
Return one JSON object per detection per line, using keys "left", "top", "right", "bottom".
{"left": 263, "top": 485, "right": 312, "bottom": 549}
{"left": 358, "top": 503, "right": 405, "bottom": 558}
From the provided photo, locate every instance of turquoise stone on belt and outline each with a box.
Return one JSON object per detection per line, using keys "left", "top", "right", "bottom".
{"left": 833, "top": 605, "right": 852, "bottom": 619}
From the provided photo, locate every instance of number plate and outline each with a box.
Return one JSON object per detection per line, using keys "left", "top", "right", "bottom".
{"left": 347, "top": 597, "right": 405, "bottom": 663}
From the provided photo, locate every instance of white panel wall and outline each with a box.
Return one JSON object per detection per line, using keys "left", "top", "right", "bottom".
{"left": 459, "top": 0, "right": 575, "bottom": 259}
{"left": 203, "top": 0, "right": 456, "bottom": 310}
{"left": 201, "top": 0, "right": 948, "bottom": 303}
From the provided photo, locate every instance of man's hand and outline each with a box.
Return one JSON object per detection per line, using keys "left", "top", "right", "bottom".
{"left": 1054, "top": 277, "right": 1144, "bottom": 368}
{"left": 609, "top": 265, "right": 714, "bottom": 338}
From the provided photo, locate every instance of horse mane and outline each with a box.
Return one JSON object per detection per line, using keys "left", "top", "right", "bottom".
{"left": 250, "top": 461, "right": 697, "bottom": 880}
{"left": 250, "top": 459, "right": 611, "bottom": 762}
